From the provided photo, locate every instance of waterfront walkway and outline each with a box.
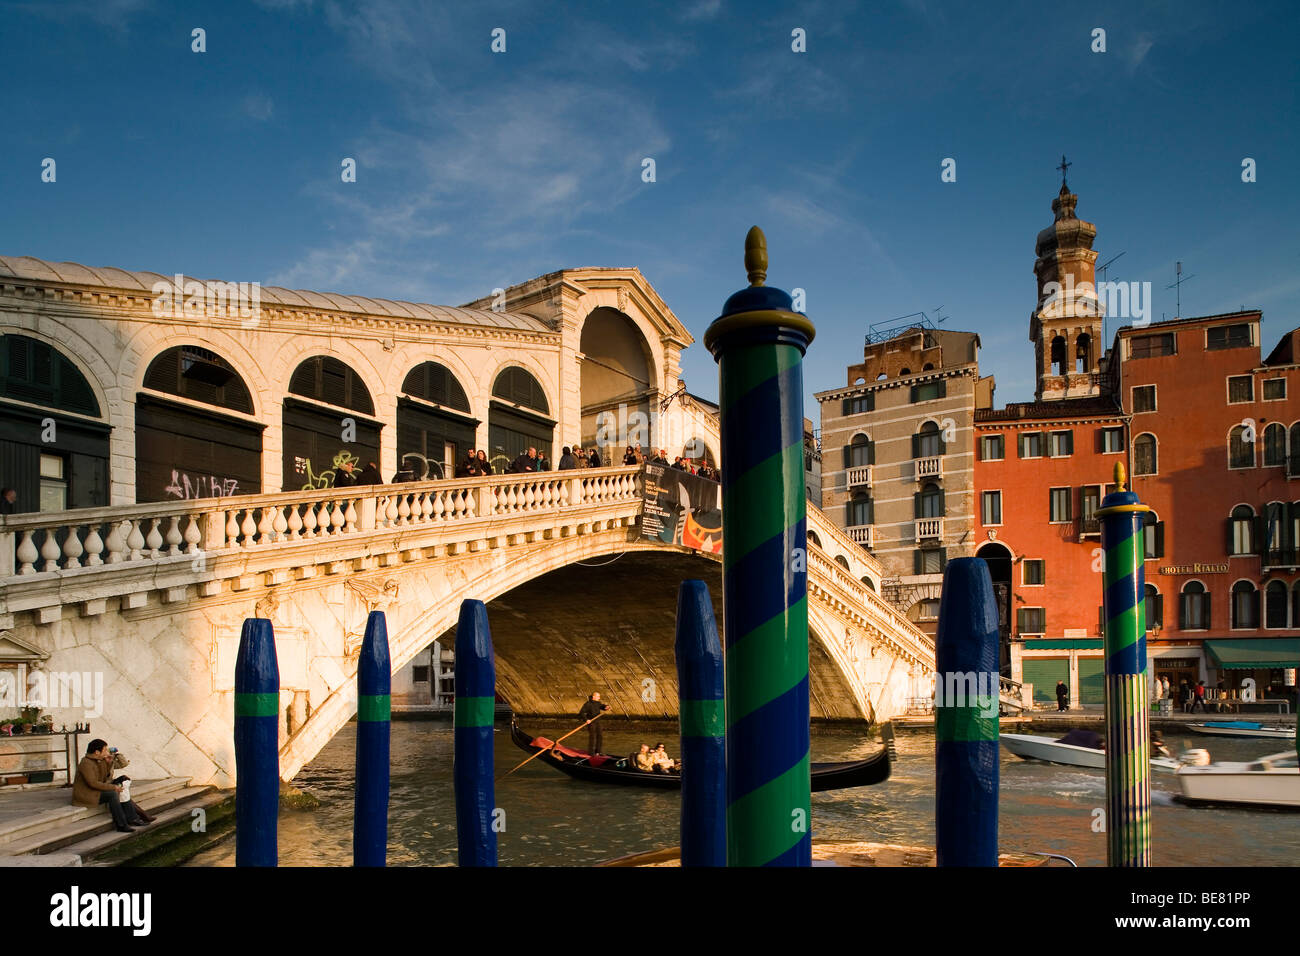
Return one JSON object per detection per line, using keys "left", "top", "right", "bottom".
{"left": 895, "top": 708, "right": 1297, "bottom": 732}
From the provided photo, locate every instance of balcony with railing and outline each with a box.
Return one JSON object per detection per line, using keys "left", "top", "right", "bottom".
{"left": 1078, "top": 515, "right": 1101, "bottom": 539}
{"left": 847, "top": 525, "right": 873, "bottom": 548}
{"left": 914, "top": 517, "right": 943, "bottom": 540}
{"left": 915, "top": 456, "right": 942, "bottom": 481}
{"left": 846, "top": 465, "right": 872, "bottom": 489}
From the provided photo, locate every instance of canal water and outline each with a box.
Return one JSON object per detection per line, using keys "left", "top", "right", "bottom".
{"left": 185, "top": 720, "right": 1300, "bottom": 866}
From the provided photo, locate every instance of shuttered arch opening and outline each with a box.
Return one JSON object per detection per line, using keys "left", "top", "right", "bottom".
{"left": 1, "top": 334, "right": 110, "bottom": 511}
{"left": 489, "top": 366, "right": 554, "bottom": 472}
{"left": 136, "top": 345, "right": 262, "bottom": 502}
{"left": 1077, "top": 658, "right": 1105, "bottom": 704}
{"left": 398, "top": 362, "right": 477, "bottom": 479}
{"left": 283, "top": 356, "right": 381, "bottom": 488}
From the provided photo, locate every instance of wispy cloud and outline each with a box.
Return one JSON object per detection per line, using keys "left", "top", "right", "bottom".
{"left": 242, "top": 92, "right": 274, "bottom": 122}
{"left": 680, "top": 0, "right": 722, "bottom": 21}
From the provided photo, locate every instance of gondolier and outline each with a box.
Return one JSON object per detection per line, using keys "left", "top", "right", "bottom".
{"left": 578, "top": 692, "right": 610, "bottom": 755}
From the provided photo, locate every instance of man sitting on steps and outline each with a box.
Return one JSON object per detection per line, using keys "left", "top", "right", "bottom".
{"left": 72, "top": 739, "right": 154, "bottom": 833}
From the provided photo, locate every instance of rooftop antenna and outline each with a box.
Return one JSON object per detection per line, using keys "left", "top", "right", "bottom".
{"left": 1166, "top": 260, "right": 1196, "bottom": 318}
{"left": 932, "top": 305, "right": 949, "bottom": 326}
{"left": 1096, "top": 251, "right": 1125, "bottom": 341}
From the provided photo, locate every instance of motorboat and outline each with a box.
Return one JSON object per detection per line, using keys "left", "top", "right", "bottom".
{"left": 1000, "top": 730, "right": 1183, "bottom": 773}
{"left": 1187, "top": 721, "right": 1295, "bottom": 740}
{"left": 1176, "top": 750, "right": 1300, "bottom": 809}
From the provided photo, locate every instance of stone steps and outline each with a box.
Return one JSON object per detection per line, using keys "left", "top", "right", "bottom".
{"left": 72, "top": 789, "right": 233, "bottom": 865}
{"left": 0, "top": 778, "right": 201, "bottom": 856}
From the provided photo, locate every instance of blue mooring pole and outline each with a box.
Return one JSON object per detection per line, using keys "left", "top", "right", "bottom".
{"left": 675, "top": 580, "right": 726, "bottom": 867}
{"left": 354, "top": 610, "right": 391, "bottom": 866}
{"left": 234, "top": 617, "right": 279, "bottom": 867}
{"left": 934, "top": 557, "right": 1000, "bottom": 867}
{"left": 453, "top": 599, "right": 497, "bottom": 866}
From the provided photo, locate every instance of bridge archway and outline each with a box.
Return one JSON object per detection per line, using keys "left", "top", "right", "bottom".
{"left": 397, "top": 361, "right": 478, "bottom": 480}
{"left": 489, "top": 366, "right": 555, "bottom": 472}
{"left": 283, "top": 355, "right": 382, "bottom": 489}
{"left": 580, "top": 307, "right": 654, "bottom": 451}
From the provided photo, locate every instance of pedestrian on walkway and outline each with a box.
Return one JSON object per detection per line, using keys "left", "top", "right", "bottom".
{"left": 1055, "top": 680, "right": 1069, "bottom": 712}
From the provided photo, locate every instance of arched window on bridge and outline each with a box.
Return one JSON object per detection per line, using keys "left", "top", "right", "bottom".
{"left": 490, "top": 366, "right": 554, "bottom": 473}
{"left": 807, "top": 529, "right": 822, "bottom": 549}
{"left": 1, "top": 334, "right": 109, "bottom": 511}
{"left": 860, "top": 575, "right": 876, "bottom": 592}
{"left": 681, "top": 439, "right": 716, "bottom": 469}
{"left": 137, "top": 345, "right": 262, "bottom": 502}
{"left": 834, "top": 554, "right": 851, "bottom": 571}
{"left": 398, "top": 362, "right": 478, "bottom": 480}
{"left": 284, "top": 356, "right": 382, "bottom": 490}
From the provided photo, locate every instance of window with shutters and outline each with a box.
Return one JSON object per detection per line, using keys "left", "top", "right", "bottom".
{"left": 288, "top": 356, "right": 375, "bottom": 414}
{"left": 1260, "top": 501, "right": 1291, "bottom": 566}
{"left": 1143, "top": 511, "right": 1164, "bottom": 559}
{"left": 1049, "top": 430, "right": 1073, "bottom": 457}
{"left": 918, "top": 599, "right": 941, "bottom": 620}
{"left": 1265, "top": 581, "right": 1288, "bottom": 628}
{"left": 492, "top": 366, "right": 550, "bottom": 414}
{"left": 1017, "top": 607, "right": 1045, "bottom": 635}
{"left": 1264, "top": 423, "right": 1287, "bottom": 467}
{"left": 142, "top": 345, "right": 253, "bottom": 413}
{"left": 845, "top": 434, "right": 872, "bottom": 467}
{"left": 1263, "top": 378, "right": 1286, "bottom": 401}
{"left": 1018, "top": 431, "right": 1043, "bottom": 458}
{"left": 1101, "top": 427, "right": 1124, "bottom": 453}
{"left": 1049, "top": 487, "right": 1072, "bottom": 523}
{"left": 846, "top": 494, "right": 873, "bottom": 527}
{"left": 1132, "top": 385, "right": 1156, "bottom": 413}
{"left": 401, "top": 362, "right": 471, "bottom": 412}
{"left": 1231, "top": 580, "right": 1259, "bottom": 629}
{"left": 1293, "top": 582, "right": 1300, "bottom": 632}
{"left": 1207, "top": 323, "right": 1252, "bottom": 350}
{"left": 915, "top": 547, "right": 945, "bottom": 575}
{"left": 910, "top": 380, "right": 945, "bottom": 403}
{"left": 1133, "top": 433, "right": 1157, "bottom": 475}
{"left": 1229, "top": 424, "right": 1255, "bottom": 469}
{"left": 842, "top": 394, "right": 873, "bottom": 415}
{"left": 1180, "top": 582, "right": 1210, "bottom": 630}
{"left": 1227, "top": 375, "right": 1254, "bottom": 404}
{"left": 914, "top": 421, "right": 944, "bottom": 458}
{"left": 1, "top": 335, "right": 101, "bottom": 417}
{"left": 981, "top": 490, "right": 1002, "bottom": 526}
{"left": 1022, "top": 559, "right": 1045, "bottom": 586}
{"left": 1129, "top": 332, "right": 1175, "bottom": 358}
{"left": 980, "top": 434, "right": 1004, "bottom": 460}
{"left": 1144, "top": 584, "right": 1163, "bottom": 629}
{"left": 917, "top": 482, "right": 944, "bottom": 518}
{"left": 1229, "top": 505, "right": 1255, "bottom": 555}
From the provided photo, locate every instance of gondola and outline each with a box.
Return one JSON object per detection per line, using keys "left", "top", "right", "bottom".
{"left": 510, "top": 720, "right": 893, "bottom": 792}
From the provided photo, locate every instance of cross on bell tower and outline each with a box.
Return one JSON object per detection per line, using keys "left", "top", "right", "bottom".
{"left": 1057, "top": 154, "right": 1072, "bottom": 187}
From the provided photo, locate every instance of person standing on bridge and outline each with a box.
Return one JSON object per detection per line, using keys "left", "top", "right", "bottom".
{"left": 589, "top": 447, "right": 602, "bottom": 468}
{"left": 558, "top": 446, "right": 579, "bottom": 470}
{"left": 579, "top": 692, "right": 610, "bottom": 755}
{"left": 476, "top": 450, "right": 494, "bottom": 475}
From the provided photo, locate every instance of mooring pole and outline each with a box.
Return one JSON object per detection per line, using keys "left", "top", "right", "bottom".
{"left": 234, "top": 617, "right": 279, "bottom": 867}
{"left": 675, "top": 579, "right": 726, "bottom": 867}
{"left": 1097, "top": 461, "right": 1152, "bottom": 866}
{"left": 354, "top": 610, "right": 391, "bottom": 867}
{"left": 934, "top": 557, "right": 1000, "bottom": 867}
{"left": 705, "top": 226, "right": 816, "bottom": 866}
{"left": 454, "top": 599, "right": 497, "bottom": 866}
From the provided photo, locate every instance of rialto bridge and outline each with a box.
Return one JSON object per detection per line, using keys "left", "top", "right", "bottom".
{"left": 0, "top": 257, "right": 934, "bottom": 787}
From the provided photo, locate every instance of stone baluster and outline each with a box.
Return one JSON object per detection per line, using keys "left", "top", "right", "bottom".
{"left": 239, "top": 509, "right": 257, "bottom": 546}
{"left": 523, "top": 483, "right": 536, "bottom": 511}
{"left": 450, "top": 489, "right": 464, "bottom": 518}
{"left": 165, "top": 515, "right": 183, "bottom": 555}
{"left": 397, "top": 493, "right": 411, "bottom": 526}
{"left": 505, "top": 484, "right": 518, "bottom": 512}
{"left": 40, "top": 529, "right": 61, "bottom": 572}
{"left": 274, "top": 505, "right": 289, "bottom": 540}
{"left": 84, "top": 525, "right": 105, "bottom": 566}
{"left": 62, "top": 526, "right": 85, "bottom": 569}
{"left": 184, "top": 514, "right": 203, "bottom": 554}
{"left": 302, "top": 501, "right": 319, "bottom": 538}
{"left": 384, "top": 495, "right": 399, "bottom": 528}
{"left": 126, "top": 519, "right": 145, "bottom": 560}
{"left": 145, "top": 517, "right": 164, "bottom": 557}
{"left": 329, "top": 499, "right": 346, "bottom": 535}
{"left": 344, "top": 498, "right": 358, "bottom": 532}
{"left": 105, "top": 521, "right": 126, "bottom": 564}
{"left": 287, "top": 504, "right": 304, "bottom": 539}
{"left": 16, "top": 530, "right": 38, "bottom": 574}
{"left": 256, "top": 507, "right": 275, "bottom": 544}
{"left": 463, "top": 486, "right": 476, "bottom": 519}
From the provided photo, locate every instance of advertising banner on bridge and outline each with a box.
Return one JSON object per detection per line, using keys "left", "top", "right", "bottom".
{"left": 641, "top": 465, "right": 722, "bottom": 554}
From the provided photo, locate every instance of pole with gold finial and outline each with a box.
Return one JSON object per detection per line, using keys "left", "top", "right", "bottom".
{"left": 704, "top": 227, "right": 815, "bottom": 866}
{"left": 1095, "top": 460, "right": 1152, "bottom": 866}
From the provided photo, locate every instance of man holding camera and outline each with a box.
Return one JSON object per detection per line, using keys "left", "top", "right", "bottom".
{"left": 72, "top": 739, "right": 155, "bottom": 833}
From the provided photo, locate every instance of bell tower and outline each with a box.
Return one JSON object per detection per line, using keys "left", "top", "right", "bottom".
{"left": 1031, "top": 158, "right": 1103, "bottom": 402}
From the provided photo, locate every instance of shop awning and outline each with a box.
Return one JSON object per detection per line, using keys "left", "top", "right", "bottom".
{"left": 1204, "top": 638, "right": 1300, "bottom": 670}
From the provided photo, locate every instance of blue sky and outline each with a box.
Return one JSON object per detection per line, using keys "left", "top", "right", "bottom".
{"left": 3, "top": 0, "right": 1297, "bottom": 413}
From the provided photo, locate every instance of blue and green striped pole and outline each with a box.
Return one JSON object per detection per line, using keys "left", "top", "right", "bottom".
{"left": 1097, "top": 461, "right": 1151, "bottom": 867}
{"left": 675, "top": 579, "right": 725, "bottom": 867}
{"left": 234, "top": 616, "right": 279, "bottom": 867}
{"left": 354, "top": 610, "right": 390, "bottom": 867}
{"left": 453, "top": 599, "right": 497, "bottom": 867}
{"left": 934, "top": 557, "right": 1000, "bottom": 867}
{"left": 705, "top": 226, "right": 815, "bottom": 867}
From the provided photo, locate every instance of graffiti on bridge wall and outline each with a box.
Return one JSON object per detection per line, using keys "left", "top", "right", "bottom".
{"left": 295, "top": 450, "right": 360, "bottom": 491}
{"left": 164, "top": 470, "right": 240, "bottom": 499}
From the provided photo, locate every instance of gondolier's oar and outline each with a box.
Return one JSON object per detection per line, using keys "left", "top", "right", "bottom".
{"left": 502, "top": 712, "right": 607, "bottom": 777}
